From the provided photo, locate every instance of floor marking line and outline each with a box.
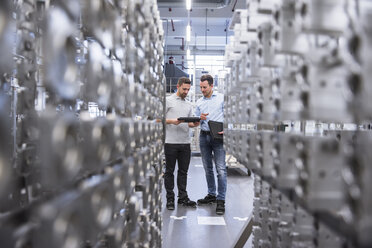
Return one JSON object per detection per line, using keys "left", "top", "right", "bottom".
{"left": 170, "top": 215, "right": 187, "bottom": 220}
{"left": 197, "top": 216, "right": 226, "bottom": 225}
{"left": 233, "top": 217, "right": 249, "bottom": 221}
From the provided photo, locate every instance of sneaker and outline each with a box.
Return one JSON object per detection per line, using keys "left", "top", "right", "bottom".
{"left": 166, "top": 200, "right": 175, "bottom": 210}
{"left": 197, "top": 194, "right": 217, "bottom": 205}
{"left": 177, "top": 198, "right": 197, "bottom": 208}
{"left": 216, "top": 200, "right": 225, "bottom": 215}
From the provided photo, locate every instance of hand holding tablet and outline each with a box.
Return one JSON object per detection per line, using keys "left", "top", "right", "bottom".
{"left": 177, "top": 117, "right": 201, "bottom": 123}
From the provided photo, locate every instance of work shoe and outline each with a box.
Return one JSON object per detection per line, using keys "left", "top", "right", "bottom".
{"left": 216, "top": 200, "right": 225, "bottom": 215}
{"left": 197, "top": 194, "right": 217, "bottom": 205}
{"left": 178, "top": 198, "right": 197, "bottom": 208}
{"left": 166, "top": 200, "right": 175, "bottom": 210}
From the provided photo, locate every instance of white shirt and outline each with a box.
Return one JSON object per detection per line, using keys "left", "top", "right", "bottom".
{"left": 165, "top": 93, "right": 193, "bottom": 144}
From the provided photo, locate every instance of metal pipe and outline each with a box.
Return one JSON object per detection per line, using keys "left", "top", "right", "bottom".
{"left": 232, "top": 0, "right": 238, "bottom": 12}
{"left": 171, "top": 18, "right": 175, "bottom": 31}
{"left": 205, "top": 8, "right": 208, "bottom": 50}
{"left": 225, "top": 20, "right": 229, "bottom": 44}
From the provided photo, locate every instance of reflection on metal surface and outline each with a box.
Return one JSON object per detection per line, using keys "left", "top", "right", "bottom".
{"left": 53, "top": 211, "right": 82, "bottom": 248}
{"left": 0, "top": 0, "right": 165, "bottom": 247}
{"left": 226, "top": 1, "right": 372, "bottom": 247}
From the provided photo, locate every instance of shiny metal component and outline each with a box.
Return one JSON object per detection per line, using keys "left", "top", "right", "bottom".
{"left": 273, "top": 0, "right": 309, "bottom": 55}
{"left": 248, "top": 41, "right": 261, "bottom": 78}
{"left": 347, "top": 1, "right": 372, "bottom": 122}
{"left": 359, "top": 3, "right": 372, "bottom": 121}
{"left": 81, "top": 0, "right": 119, "bottom": 50}
{"left": 301, "top": 136, "right": 346, "bottom": 211}
{"left": 276, "top": 133, "right": 301, "bottom": 189}
{"left": 226, "top": 1, "right": 372, "bottom": 247}
{"left": 1, "top": 0, "right": 165, "bottom": 247}
{"left": 267, "top": 189, "right": 280, "bottom": 247}
{"left": 237, "top": 130, "right": 250, "bottom": 167}
{"left": 259, "top": 131, "right": 278, "bottom": 179}
{"left": 257, "top": 22, "right": 286, "bottom": 68}
{"left": 0, "top": 95, "right": 14, "bottom": 212}
{"left": 80, "top": 117, "right": 116, "bottom": 173}
{"left": 298, "top": 0, "right": 348, "bottom": 35}
{"left": 39, "top": 111, "right": 82, "bottom": 189}
{"left": 278, "top": 64, "right": 308, "bottom": 121}
{"left": 133, "top": 120, "right": 145, "bottom": 148}
{"left": 107, "top": 165, "right": 127, "bottom": 213}
{"left": 249, "top": 82, "right": 263, "bottom": 123}
{"left": 34, "top": 192, "right": 88, "bottom": 248}
{"left": 86, "top": 177, "right": 115, "bottom": 231}
{"left": 307, "top": 47, "right": 353, "bottom": 123}
{"left": 123, "top": 195, "right": 141, "bottom": 246}
{"left": 261, "top": 69, "right": 279, "bottom": 122}
{"left": 132, "top": 150, "right": 145, "bottom": 186}
{"left": 228, "top": 129, "right": 238, "bottom": 159}
{"left": 0, "top": 1, "right": 14, "bottom": 80}
{"left": 111, "top": 60, "right": 126, "bottom": 112}
{"left": 105, "top": 215, "right": 127, "bottom": 248}
{"left": 317, "top": 222, "right": 344, "bottom": 248}
{"left": 277, "top": 194, "right": 295, "bottom": 248}
{"left": 354, "top": 131, "right": 372, "bottom": 246}
{"left": 43, "top": 6, "right": 81, "bottom": 100}
{"left": 292, "top": 206, "right": 316, "bottom": 245}
{"left": 257, "top": 22, "right": 276, "bottom": 67}
{"left": 122, "top": 118, "right": 136, "bottom": 157}
{"left": 254, "top": 0, "right": 282, "bottom": 13}
{"left": 111, "top": 117, "right": 126, "bottom": 159}
{"left": 249, "top": 131, "right": 260, "bottom": 172}
{"left": 84, "top": 40, "right": 113, "bottom": 107}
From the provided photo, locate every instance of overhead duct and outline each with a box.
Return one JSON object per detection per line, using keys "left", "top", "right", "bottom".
{"left": 164, "top": 63, "right": 189, "bottom": 93}
{"left": 157, "top": 0, "right": 232, "bottom": 9}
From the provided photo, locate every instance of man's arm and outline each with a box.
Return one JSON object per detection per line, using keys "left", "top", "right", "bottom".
{"left": 188, "top": 121, "right": 200, "bottom": 127}
{"left": 166, "top": 119, "right": 183, "bottom": 125}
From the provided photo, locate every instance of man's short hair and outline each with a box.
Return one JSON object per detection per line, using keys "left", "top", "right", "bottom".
{"left": 200, "top": 74, "right": 213, "bottom": 86}
{"left": 177, "top": 77, "right": 191, "bottom": 86}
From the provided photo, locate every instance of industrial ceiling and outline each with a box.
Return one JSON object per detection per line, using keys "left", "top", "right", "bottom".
{"left": 157, "top": 0, "right": 246, "bottom": 65}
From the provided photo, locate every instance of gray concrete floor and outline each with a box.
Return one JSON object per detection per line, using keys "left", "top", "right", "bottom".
{"left": 162, "top": 156, "right": 253, "bottom": 248}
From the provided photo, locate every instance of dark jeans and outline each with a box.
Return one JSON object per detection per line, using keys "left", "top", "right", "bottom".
{"left": 164, "top": 143, "right": 191, "bottom": 201}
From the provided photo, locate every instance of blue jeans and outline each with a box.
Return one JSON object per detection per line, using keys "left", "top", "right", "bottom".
{"left": 199, "top": 132, "right": 227, "bottom": 201}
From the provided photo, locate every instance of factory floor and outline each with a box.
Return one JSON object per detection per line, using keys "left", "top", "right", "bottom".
{"left": 162, "top": 155, "right": 254, "bottom": 248}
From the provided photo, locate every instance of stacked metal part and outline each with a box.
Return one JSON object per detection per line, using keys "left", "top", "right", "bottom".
{"left": 0, "top": 0, "right": 165, "bottom": 247}
{"left": 225, "top": 0, "right": 372, "bottom": 247}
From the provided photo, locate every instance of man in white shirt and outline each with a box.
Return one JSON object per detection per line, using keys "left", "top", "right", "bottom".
{"left": 164, "top": 77, "right": 199, "bottom": 210}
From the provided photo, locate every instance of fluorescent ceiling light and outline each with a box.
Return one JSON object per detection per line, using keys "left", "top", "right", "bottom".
{"left": 186, "top": 25, "right": 191, "bottom": 42}
{"left": 186, "top": 0, "right": 192, "bottom": 10}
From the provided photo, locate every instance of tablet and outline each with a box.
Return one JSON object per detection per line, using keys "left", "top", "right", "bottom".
{"left": 208, "top": 120, "right": 223, "bottom": 140}
{"left": 177, "top": 117, "right": 201, "bottom": 122}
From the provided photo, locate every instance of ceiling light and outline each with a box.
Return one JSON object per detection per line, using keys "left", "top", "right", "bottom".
{"left": 187, "top": 48, "right": 191, "bottom": 60}
{"left": 186, "top": 0, "right": 192, "bottom": 10}
{"left": 186, "top": 24, "right": 191, "bottom": 42}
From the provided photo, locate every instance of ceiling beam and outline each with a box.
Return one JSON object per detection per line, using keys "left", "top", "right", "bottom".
{"left": 164, "top": 48, "right": 225, "bottom": 56}
{"left": 157, "top": 0, "right": 232, "bottom": 9}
